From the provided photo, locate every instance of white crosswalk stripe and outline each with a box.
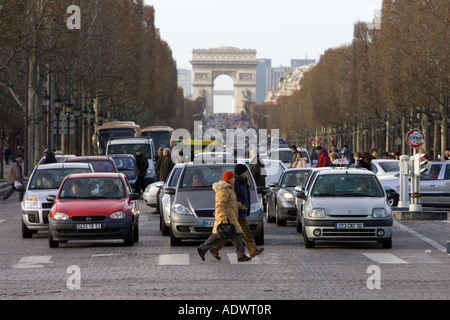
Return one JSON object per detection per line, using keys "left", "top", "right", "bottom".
{"left": 362, "top": 253, "right": 408, "bottom": 264}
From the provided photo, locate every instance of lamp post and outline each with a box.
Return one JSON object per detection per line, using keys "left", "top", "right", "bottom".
{"left": 54, "top": 93, "right": 62, "bottom": 151}
{"left": 42, "top": 90, "right": 50, "bottom": 149}
{"left": 64, "top": 99, "right": 73, "bottom": 154}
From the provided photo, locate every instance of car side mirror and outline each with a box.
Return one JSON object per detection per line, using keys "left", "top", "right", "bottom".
{"left": 165, "top": 187, "right": 176, "bottom": 195}
{"left": 268, "top": 182, "right": 279, "bottom": 188}
{"left": 46, "top": 195, "right": 56, "bottom": 202}
{"left": 294, "top": 185, "right": 307, "bottom": 200}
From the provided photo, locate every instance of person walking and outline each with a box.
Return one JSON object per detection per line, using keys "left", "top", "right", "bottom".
{"left": 159, "top": 148, "right": 175, "bottom": 182}
{"left": 154, "top": 147, "right": 164, "bottom": 181}
{"left": 316, "top": 146, "right": 330, "bottom": 167}
{"left": 197, "top": 171, "right": 252, "bottom": 262}
{"left": 42, "top": 149, "right": 57, "bottom": 164}
{"left": 210, "top": 164, "right": 264, "bottom": 260}
{"left": 1, "top": 154, "right": 24, "bottom": 204}
{"left": 291, "top": 151, "right": 306, "bottom": 168}
{"left": 134, "top": 148, "right": 148, "bottom": 195}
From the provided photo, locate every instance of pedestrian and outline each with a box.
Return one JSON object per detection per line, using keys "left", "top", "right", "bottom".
{"left": 4, "top": 147, "right": 11, "bottom": 165}
{"left": 444, "top": 148, "right": 450, "bottom": 161}
{"left": 41, "top": 149, "right": 57, "bottom": 164}
{"left": 341, "top": 144, "right": 355, "bottom": 165}
{"left": 159, "top": 148, "right": 174, "bottom": 182}
{"left": 291, "top": 150, "right": 306, "bottom": 168}
{"left": 370, "top": 148, "right": 379, "bottom": 160}
{"left": 289, "top": 145, "right": 298, "bottom": 167}
{"left": 394, "top": 151, "right": 401, "bottom": 160}
{"left": 1, "top": 154, "right": 24, "bottom": 204}
{"left": 249, "top": 148, "right": 266, "bottom": 187}
{"left": 329, "top": 144, "right": 342, "bottom": 159}
{"left": 210, "top": 164, "right": 264, "bottom": 260}
{"left": 354, "top": 152, "right": 372, "bottom": 170}
{"left": 329, "top": 152, "right": 339, "bottom": 164}
{"left": 154, "top": 147, "right": 164, "bottom": 181}
{"left": 197, "top": 171, "right": 252, "bottom": 262}
{"left": 315, "top": 146, "right": 330, "bottom": 167}
{"left": 134, "top": 148, "right": 148, "bottom": 195}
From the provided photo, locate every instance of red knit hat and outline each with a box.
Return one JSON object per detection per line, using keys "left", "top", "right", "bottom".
{"left": 222, "top": 171, "right": 234, "bottom": 182}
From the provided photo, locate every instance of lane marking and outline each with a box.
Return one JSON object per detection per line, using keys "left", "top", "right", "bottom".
{"left": 0, "top": 219, "right": 6, "bottom": 224}
{"left": 394, "top": 221, "right": 447, "bottom": 253}
{"left": 362, "top": 253, "right": 408, "bottom": 264}
{"left": 12, "top": 256, "right": 53, "bottom": 269}
{"left": 159, "top": 254, "right": 189, "bottom": 265}
{"left": 91, "top": 253, "right": 122, "bottom": 257}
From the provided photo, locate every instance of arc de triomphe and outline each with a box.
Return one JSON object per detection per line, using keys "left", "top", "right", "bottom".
{"left": 191, "top": 47, "right": 258, "bottom": 115}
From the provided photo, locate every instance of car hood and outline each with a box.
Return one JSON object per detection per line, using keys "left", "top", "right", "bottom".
{"left": 310, "top": 197, "right": 388, "bottom": 216}
{"left": 53, "top": 199, "right": 128, "bottom": 217}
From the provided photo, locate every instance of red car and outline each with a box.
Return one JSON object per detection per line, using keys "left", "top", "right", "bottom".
{"left": 48, "top": 172, "right": 140, "bottom": 247}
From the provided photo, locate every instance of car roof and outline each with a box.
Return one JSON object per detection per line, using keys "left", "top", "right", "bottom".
{"left": 316, "top": 167, "right": 376, "bottom": 176}
{"left": 34, "top": 162, "right": 92, "bottom": 170}
{"left": 65, "top": 156, "right": 114, "bottom": 161}
{"left": 65, "top": 172, "right": 125, "bottom": 179}
{"left": 108, "top": 154, "right": 135, "bottom": 158}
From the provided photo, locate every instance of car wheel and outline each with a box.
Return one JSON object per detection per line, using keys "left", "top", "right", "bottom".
{"left": 48, "top": 232, "right": 59, "bottom": 248}
{"left": 275, "top": 204, "right": 287, "bottom": 226}
{"left": 124, "top": 223, "right": 134, "bottom": 246}
{"left": 133, "top": 220, "right": 140, "bottom": 243}
{"left": 22, "top": 220, "right": 33, "bottom": 239}
{"left": 266, "top": 201, "right": 275, "bottom": 223}
{"left": 302, "top": 225, "right": 315, "bottom": 248}
{"left": 169, "top": 226, "right": 181, "bottom": 246}
{"left": 160, "top": 212, "right": 170, "bottom": 236}
{"left": 381, "top": 236, "right": 392, "bottom": 249}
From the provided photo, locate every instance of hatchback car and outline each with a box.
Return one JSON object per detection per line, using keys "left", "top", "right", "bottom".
{"left": 296, "top": 167, "right": 393, "bottom": 248}
{"left": 165, "top": 163, "right": 264, "bottom": 246}
{"left": 64, "top": 155, "right": 118, "bottom": 173}
{"left": 21, "top": 162, "right": 94, "bottom": 238}
{"left": 47, "top": 172, "right": 140, "bottom": 247}
{"left": 266, "top": 168, "right": 312, "bottom": 226}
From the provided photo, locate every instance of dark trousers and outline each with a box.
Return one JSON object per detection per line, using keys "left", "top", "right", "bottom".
{"left": 199, "top": 233, "right": 247, "bottom": 259}
{"left": 135, "top": 176, "right": 145, "bottom": 194}
{"left": 2, "top": 184, "right": 24, "bottom": 202}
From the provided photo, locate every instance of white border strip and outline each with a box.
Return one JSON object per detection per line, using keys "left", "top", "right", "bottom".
{"left": 394, "top": 221, "right": 446, "bottom": 253}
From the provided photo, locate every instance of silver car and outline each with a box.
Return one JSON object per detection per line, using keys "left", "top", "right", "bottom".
{"left": 296, "top": 167, "right": 393, "bottom": 248}
{"left": 21, "top": 162, "right": 94, "bottom": 238}
{"left": 166, "top": 163, "right": 265, "bottom": 246}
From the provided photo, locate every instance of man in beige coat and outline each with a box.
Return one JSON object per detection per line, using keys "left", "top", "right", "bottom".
{"left": 197, "top": 171, "right": 251, "bottom": 262}
{"left": 1, "top": 154, "right": 24, "bottom": 204}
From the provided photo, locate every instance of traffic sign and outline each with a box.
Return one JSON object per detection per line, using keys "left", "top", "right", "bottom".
{"left": 406, "top": 129, "right": 425, "bottom": 148}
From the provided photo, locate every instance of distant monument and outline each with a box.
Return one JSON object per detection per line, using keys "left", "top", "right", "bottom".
{"left": 191, "top": 46, "right": 258, "bottom": 114}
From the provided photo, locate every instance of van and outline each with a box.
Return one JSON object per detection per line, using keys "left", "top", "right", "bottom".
{"left": 106, "top": 137, "right": 156, "bottom": 186}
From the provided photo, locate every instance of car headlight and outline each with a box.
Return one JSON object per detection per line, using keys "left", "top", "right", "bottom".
{"left": 372, "top": 208, "right": 390, "bottom": 218}
{"left": 282, "top": 191, "right": 294, "bottom": 201}
{"left": 25, "top": 197, "right": 38, "bottom": 208}
{"left": 308, "top": 208, "right": 326, "bottom": 218}
{"left": 250, "top": 202, "right": 263, "bottom": 214}
{"left": 110, "top": 211, "right": 126, "bottom": 219}
{"left": 53, "top": 212, "right": 69, "bottom": 221}
{"left": 171, "top": 204, "right": 193, "bottom": 215}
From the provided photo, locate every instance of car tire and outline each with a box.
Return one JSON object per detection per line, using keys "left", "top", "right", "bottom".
{"left": 302, "top": 225, "right": 315, "bottom": 248}
{"left": 169, "top": 226, "right": 181, "bottom": 246}
{"left": 296, "top": 217, "right": 302, "bottom": 233}
{"left": 22, "top": 220, "right": 33, "bottom": 239}
{"left": 275, "top": 204, "right": 287, "bottom": 226}
{"left": 266, "top": 201, "right": 275, "bottom": 223}
{"left": 381, "top": 236, "right": 392, "bottom": 249}
{"left": 160, "top": 212, "right": 170, "bottom": 236}
{"left": 124, "top": 223, "right": 134, "bottom": 246}
{"left": 133, "top": 220, "right": 140, "bottom": 243}
{"left": 48, "top": 232, "right": 59, "bottom": 248}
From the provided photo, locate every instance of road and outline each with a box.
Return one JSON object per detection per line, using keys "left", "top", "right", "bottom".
{"left": 0, "top": 191, "right": 449, "bottom": 306}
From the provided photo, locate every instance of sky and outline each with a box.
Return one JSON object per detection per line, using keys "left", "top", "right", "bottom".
{"left": 144, "top": 0, "right": 382, "bottom": 112}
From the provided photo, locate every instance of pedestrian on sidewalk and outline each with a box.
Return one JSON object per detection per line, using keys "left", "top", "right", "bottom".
{"left": 1, "top": 154, "right": 24, "bottom": 204}
{"left": 197, "top": 171, "right": 252, "bottom": 262}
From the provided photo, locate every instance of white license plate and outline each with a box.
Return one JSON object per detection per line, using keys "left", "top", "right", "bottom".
{"left": 76, "top": 223, "right": 102, "bottom": 230}
{"left": 203, "top": 221, "right": 214, "bottom": 227}
{"left": 335, "top": 223, "right": 364, "bottom": 229}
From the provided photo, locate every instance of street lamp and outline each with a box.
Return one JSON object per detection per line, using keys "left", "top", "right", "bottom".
{"left": 54, "top": 93, "right": 62, "bottom": 151}
{"left": 64, "top": 99, "right": 73, "bottom": 154}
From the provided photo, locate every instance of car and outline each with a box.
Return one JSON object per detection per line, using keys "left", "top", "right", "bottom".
{"left": 47, "top": 172, "right": 140, "bottom": 247}
{"left": 109, "top": 154, "right": 136, "bottom": 189}
{"left": 267, "top": 147, "right": 312, "bottom": 168}
{"left": 295, "top": 167, "right": 393, "bottom": 248}
{"left": 106, "top": 137, "right": 156, "bottom": 186}
{"left": 371, "top": 159, "right": 400, "bottom": 178}
{"left": 266, "top": 168, "right": 312, "bottom": 226}
{"left": 64, "top": 155, "right": 118, "bottom": 173}
{"left": 38, "top": 154, "right": 76, "bottom": 164}
{"left": 165, "top": 162, "right": 265, "bottom": 246}
{"left": 21, "top": 162, "right": 94, "bottom": 238}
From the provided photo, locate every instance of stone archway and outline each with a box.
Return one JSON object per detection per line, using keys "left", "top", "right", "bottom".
{"left": 191, "top": 47, "right": 257, "bottom": 115}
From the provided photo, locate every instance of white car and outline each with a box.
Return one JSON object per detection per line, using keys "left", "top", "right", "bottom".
{"left": 371, "top": 159, "right": 400, "bottom": 178}
{"left": 296, "top": 167, "right": 393, "bottom": 248}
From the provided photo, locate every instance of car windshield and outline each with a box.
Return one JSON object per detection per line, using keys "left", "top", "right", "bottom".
{"left": 29, "top": 168, "right": 91, "bottom": 190}
{"left": 112, "top": 157, "right": 135, "bottom": 170}
{"left": 59, "top": 177, "right": 125, "bottom": 199}
{"left": 280, "top": 170, "right": 310, "bottom": 188}
{"left": 180, "top": 165, "right": 251, "bottom": 189}
{"left": 311, "top": 174, "right": 384, "bottom": 197}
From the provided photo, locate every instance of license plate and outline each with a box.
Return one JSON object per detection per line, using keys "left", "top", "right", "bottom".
{"left": 203, "top": 221, "right": 214, "bottom": 227}
{"left": 76, "top": 223, "right": 102, "bottom": 230}
{"left": 335, "top": 223, "right": 363, "bottom": 229}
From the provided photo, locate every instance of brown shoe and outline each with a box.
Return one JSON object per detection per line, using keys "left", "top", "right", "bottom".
{"left": 197, "top": 248, "right": 205, "bottom": 261}
{"left": 209, "top": 248, "right": 221, "bottom": 260}
{"left": 250, "top": 248, "right": 264, "bottom": 258}
{"left": 237, "top": 255, "right": 252, "bottom": 262}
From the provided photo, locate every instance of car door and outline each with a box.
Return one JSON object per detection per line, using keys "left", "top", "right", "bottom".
{"left": 420, "top": 163, "right": 442, "bottom": 205}
{"left": 438, "top": 163, "right": 450, "bottom": 205}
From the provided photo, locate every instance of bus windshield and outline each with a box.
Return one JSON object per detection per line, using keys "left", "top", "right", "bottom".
{"left": 142, "top": 131, "right": 171, "bottom": 149}
{"left": 97, "top": 128, "right": 137, "bottom": 155}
